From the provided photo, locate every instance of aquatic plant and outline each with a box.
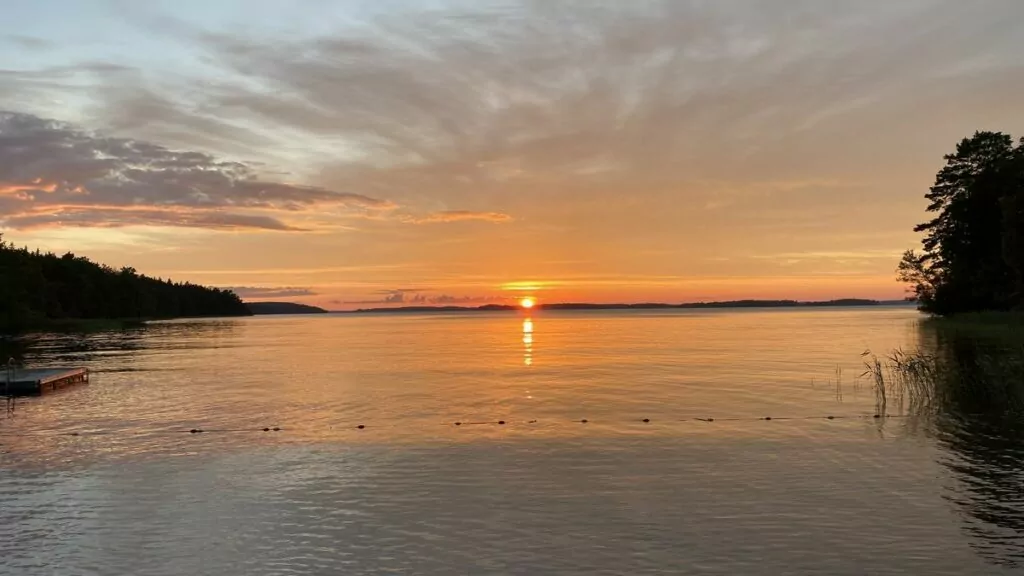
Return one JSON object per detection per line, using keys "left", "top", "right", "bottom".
{"left": 862, "top": 321, "right": 1024, "bottom": 418}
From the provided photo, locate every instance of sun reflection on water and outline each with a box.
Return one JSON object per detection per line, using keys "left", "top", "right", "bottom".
{"left": 523, "top": 317, "right": 534, "bottom": 366}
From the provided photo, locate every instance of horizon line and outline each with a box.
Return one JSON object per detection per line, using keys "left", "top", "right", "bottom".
{"left": 319, "top": 297, "right": 915, "bottom": 314}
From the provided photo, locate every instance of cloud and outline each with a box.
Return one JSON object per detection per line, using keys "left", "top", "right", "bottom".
{"left": 5, "top": 0, "right": 1023, "bottom": 278}
{"left": 420, "top": 294, "right": 504, "bottom": 305}
{"left": 225, "top": 286, "right": 317, "bottom": 299}
{"left": 0, "top": 207, "right": 304, "bottom": 232}
{"left": 82, "top": 80, "right": 283, "bottom": 159}
{"left": 342, "top": 289, "right": 422, "bottom": 304}
{"left": 747, "top": 249, "right": 907, "bottom": 270}
{"left": 4, "top": 35, "right": 53, "bottom": 50}
{"left": 38, "top": 0, "right": 1008, "bottom": 258}
{"left": 0, "top": 111, "right": 394, "bottom": 231}
{"left": 343, "top": 289, "right": 503, "bottom": 305}
{"left": 405, "top": 210, "right": 513, "bottom": 224}
{"left": 381, "top": 290, "right": 406, "bottom": 303}
{"left": 135, "top": 0, "right": 1021, "bottom": 187}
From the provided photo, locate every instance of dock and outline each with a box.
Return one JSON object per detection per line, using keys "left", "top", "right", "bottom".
{"left": 2, "top": 367, "right": 89, "bottom": 396}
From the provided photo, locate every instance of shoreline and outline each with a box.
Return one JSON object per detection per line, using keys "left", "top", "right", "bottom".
{"left": 0, "top": 300, "right": 926, "bottom": 337}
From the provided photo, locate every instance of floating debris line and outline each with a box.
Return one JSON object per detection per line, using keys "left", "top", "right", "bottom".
{"left": 0, "top": 413, "right": 913, "bottom": 439}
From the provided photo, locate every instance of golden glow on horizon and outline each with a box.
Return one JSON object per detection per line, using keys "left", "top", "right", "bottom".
{"left": 520, "top": 297, "right": 536, "bottom": 309}
{"left": 503, "top": 281, "right": 549, "bottom": 292}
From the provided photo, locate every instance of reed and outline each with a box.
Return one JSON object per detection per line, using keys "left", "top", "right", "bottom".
{"left": 862, "top": 319, "right": 1024, "bottom": 418}
{"left": 861, "top": 349, "right": 944, "bottom": 416}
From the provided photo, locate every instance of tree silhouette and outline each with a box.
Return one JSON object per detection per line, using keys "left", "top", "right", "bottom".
{"left": 900, "top": 132, "right": 1024, "bottom": 314}
{"left": 1, "top": 235, "right": 250, "bottom": 332}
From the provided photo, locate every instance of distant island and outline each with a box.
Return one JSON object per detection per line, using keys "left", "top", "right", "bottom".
{"left": 347, "top": 299, "right": 908, "bottom": 314}
{"left": 247, "top": 302, "right": 328, "bottom": 315}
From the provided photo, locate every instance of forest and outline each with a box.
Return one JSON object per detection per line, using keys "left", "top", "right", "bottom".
{"left": 0, "top": 235, "right": 250, "bottom": 333}
{"left": 899, "top": 131, "right": 1024, "bottom": 315}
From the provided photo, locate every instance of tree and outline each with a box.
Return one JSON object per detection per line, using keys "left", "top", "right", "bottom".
{"left": 901, "top": 133, "right": 1024, "bottom": 314}
{"left": 0, "top": 234, "right": 252, "bottom": 333}
{"left": 897, "top": 250, "right": 938, "bottom": 306}
{"left": 1000, "top": 151, "right": 1024, "bottom": 305}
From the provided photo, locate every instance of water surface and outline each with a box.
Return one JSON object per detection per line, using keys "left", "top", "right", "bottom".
{"left": 2, "top": 307, "right": 1022, "bottom": 574}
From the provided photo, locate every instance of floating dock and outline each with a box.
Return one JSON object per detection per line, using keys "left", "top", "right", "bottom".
{"left": 2, "top": 368, "right": 89, "bottom": 396}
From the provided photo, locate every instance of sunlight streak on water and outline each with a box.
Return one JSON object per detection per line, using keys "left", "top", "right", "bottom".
{"left": 523, "top": 316, "right": 533, "bottom": 367}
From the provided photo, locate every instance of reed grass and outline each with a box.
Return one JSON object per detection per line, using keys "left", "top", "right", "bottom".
{"left": 861, "top": 348, "right": 944, "bottom": 416}
{"left": 861, "top": 316, "right": 1024, "bottom": 418}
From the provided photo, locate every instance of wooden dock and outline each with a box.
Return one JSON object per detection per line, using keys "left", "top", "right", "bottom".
{"left": 2, "top": 367, "right": 89, "bottom": 396}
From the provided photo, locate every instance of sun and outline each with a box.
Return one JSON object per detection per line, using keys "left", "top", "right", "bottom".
{"left": 519, "top": 297, "right": 536, "bottom": 309}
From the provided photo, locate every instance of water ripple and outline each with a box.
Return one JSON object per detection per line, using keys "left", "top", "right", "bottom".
{"left": 2, "top": 309, "right": 1022, "bottom": 574}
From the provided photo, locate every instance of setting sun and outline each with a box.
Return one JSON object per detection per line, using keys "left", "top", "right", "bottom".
{"left": 519, "top": 297, "right": 536, "bottom": 309}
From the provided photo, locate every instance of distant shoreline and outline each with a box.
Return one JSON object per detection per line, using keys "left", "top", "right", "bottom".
{"left": 341, "top": 299, "right": 914, "bottom": 314}
{"left": 247, "top": 302, "right": 328, "bottom": 315}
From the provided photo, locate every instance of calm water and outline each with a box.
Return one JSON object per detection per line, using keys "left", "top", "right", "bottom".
{"left": 2, "top": 307, "right": 1023, "bottom": 574}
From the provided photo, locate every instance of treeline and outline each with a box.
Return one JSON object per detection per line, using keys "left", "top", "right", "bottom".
{"left": 900, "top": 132, "right": 1024, "bottom": 315}
{"left": 1, "top": 235, "right": 250, "bottom": 332}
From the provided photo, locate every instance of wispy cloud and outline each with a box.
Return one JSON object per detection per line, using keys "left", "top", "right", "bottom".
{"left": 4, "top": 35, "right": 53, "bottom": 50}
{"left": 225, "top": 286, "right": 318, "bottom": 299}
{"left": 342, "top": 288, "right": 504, "bottom": 305}
{"left": 162, "top": 263, "right": 426, "bottom": 276}
{"left": 104, "top": 1, "right": 1019, "bottom": 180}
{"left": 404, "top": 210, "right": 513, "bottom": 224}
{"left": 2, "top": 206, "right": 307, "bottom": 232}
{"left": 751, "top": 250, "right": 906, "bottom": 261}
{"left": 9, "top": 2, "right": 1022, "bottom": 218}
{"left": 339, "top": 288, "right": 427, "bottom": 305}
{"left": 423, "top": 294, "right": 504, "bottom": 305}
{"left": 46, "top": 0, "right": 1013, "bottom": 250}
{"left": 0, "top": 111, "right": 394, "bottom": 231}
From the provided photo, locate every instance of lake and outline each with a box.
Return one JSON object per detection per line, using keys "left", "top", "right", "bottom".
{"left": 2, "top": 306, "right": 1023, "bottom": 575}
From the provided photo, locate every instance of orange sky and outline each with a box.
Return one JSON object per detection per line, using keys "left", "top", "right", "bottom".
{"left": 3, "top": 1, "right": 1024, "bottom": 309}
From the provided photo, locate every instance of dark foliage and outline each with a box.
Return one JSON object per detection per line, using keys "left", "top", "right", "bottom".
{"left": 900, "top": 132, "right": 1024, "bottom": 315}
{"left": 0, "top": 235, "right": 250, "bottom": 333}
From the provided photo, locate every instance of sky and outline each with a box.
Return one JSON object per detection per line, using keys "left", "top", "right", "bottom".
{"left": 2, "top": 0, "right": 1024, "bottom": 308}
